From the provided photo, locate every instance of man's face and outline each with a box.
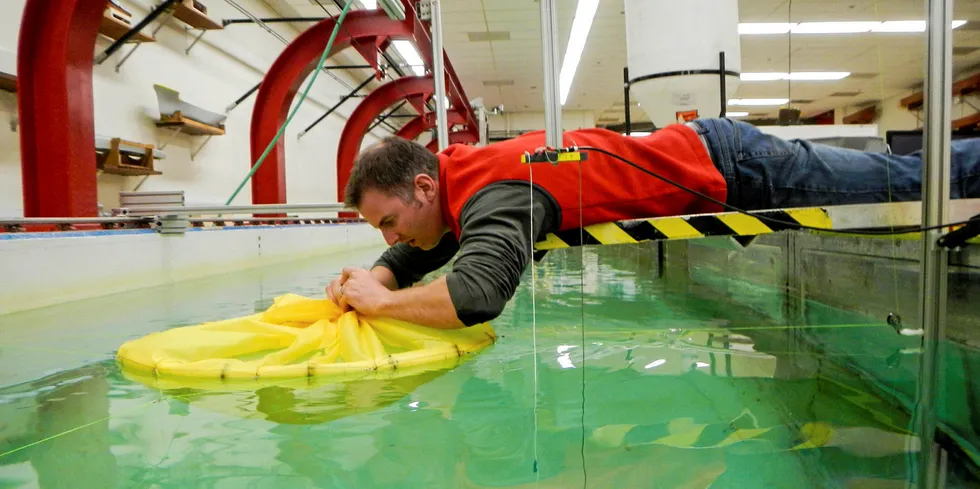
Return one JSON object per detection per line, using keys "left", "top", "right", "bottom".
{"left": 357, "top": 176, "right": 444, "bottom": 250}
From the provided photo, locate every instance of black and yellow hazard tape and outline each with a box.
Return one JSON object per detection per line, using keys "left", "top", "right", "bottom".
{"left": 534, "top": 207, "right": 832, "bottom": 251}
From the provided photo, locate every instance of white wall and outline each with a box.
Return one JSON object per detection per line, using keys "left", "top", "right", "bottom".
{"left": 488, "top": 110, "right": 596, "bottom": 133}
{"left": 833, "top": 67, "right": 980, "bottom": 138}
{"left": 0, "top": 0, "right": 388, "bottom": 217}
{"left": 0, "top": 223, "right": 386, "bottom": 316}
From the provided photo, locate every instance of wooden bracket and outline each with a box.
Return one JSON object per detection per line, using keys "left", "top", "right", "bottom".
{"left": 96, "top": 138, "right": 163, "bottom": 176}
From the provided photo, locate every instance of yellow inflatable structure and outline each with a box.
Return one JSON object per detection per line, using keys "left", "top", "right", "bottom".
{"left": 116, "top": 294, "right": 497, "bottom": 390}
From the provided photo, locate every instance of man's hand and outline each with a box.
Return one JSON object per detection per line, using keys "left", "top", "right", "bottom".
{"left": 326, "top": 270, "right": 353, "bottom": 312}
{"left": 328, "top": 267, "right": 393, "bottom": 317}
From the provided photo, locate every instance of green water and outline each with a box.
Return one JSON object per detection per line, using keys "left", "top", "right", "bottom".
{"left": 0, "top": 243, "right": 976, "bottom": 488}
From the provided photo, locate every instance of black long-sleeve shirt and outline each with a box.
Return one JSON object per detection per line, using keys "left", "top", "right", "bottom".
{"left": 373, "top": 182, "right": 560, "bottom": 326}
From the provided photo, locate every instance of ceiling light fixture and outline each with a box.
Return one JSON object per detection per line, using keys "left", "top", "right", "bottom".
{"left": 729, "top": 98, "right": 790, "bottom": 106}
{"left": 559, "top": 0, "right": 600, "bottom": 105}
{"left": 392, "top": 40, "right": 425, "bottom": 76}
{"left": 739, "top": 20, "right": 966, "bottom": 35}
{"left": 741, "top": 72, "right": 851, "bottom": 81}
{"left": 377, "top": 0, "right": 406, "bottom": 21}
{"left": 726, "top": 112, "right": 750, "bottom": 117}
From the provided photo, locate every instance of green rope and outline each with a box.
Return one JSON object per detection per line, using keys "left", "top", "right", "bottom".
{"left": 225, "top": 0, "right": 355, "bottom": 205}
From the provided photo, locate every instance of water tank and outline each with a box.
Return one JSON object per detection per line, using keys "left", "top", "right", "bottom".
{"left": 625, "top": 0, "right": 741, "bottom": 128}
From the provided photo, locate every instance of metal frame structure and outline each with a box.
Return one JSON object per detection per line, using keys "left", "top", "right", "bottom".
{"left": 917, "top": 1, "right": 955, "bottom": 487}
{"left": 539, "top": 0, "right": 562, "bottom": 148}
{"left": 248, "top": 2, "right": 479, "bottom": 206}
{"left": 14, "top": 0, "right": 475, "bottom": 218}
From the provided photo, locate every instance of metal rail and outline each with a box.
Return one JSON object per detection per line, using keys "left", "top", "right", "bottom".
{"left": 0, "top": 217, "right": 154, "bottom": 225}
{"left": 113, "top": 203, "right": 350, "bottom": 216}
{"left": 430, "top": 0, "right": 449, "bottom": 150}
{"left": 916, "top": 1, "right": 955, "bottom": 487}
{"left": 540, "top": 0, "right": 563, "bottom": 148}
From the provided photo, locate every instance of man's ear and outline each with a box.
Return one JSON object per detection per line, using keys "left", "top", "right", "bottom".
{"left": 415, "top": 174, "right": 437, "bottom": 202}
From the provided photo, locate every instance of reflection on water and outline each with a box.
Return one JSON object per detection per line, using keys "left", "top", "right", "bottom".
{"left": 0, "top": 243, "right": 977, "bottom": 488}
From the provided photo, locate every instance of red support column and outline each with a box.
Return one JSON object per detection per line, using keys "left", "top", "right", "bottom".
{"left": 17, "top": 0, "right": 105, "bottom": 217}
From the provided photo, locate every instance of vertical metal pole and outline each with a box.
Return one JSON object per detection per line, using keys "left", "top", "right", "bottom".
{"left": 431, "top": 0, "right": 450, "bottom": 151}
{"left": 478, "top": 105, "right": 488, "bottom": 147}
{"left": 719, "top": 52, "right": 728, "bottom": 118}
{"left": 540, "top": 0, "right": 563, "bottom": 149}
{"left": 624, "top": 67, "right": 631, "bottom": 136}
{"left": 916, "top": 1, "right": 953, "bottom": 488}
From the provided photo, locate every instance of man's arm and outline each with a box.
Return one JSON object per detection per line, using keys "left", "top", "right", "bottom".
{"left": 373, "top": 233, "right": 460, "bottom": 288}
{"left": 328, "top": 233, "right": 457, "bottom": 308}
{"left": 370, "top": 265, "right": 398, "bottom": 290}
{"left": 350, "top": 184, "right": 557, "bottom": 327}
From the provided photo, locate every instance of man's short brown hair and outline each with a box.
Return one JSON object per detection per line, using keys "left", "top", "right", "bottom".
{"left": 344, "top": 137, "right": 439, "bottom": 208}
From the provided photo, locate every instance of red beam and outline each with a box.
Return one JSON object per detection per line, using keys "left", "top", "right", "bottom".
{"left": 249, "top": 11, "right": 412, "bottom": 205}
{"left": 17, "top": 0, "right": 105, "bottom": 217}
{"left": 337, "top": 76, "right": 434, "bottom": 203}
{"left": 395, "top": 111, "right": 467, "bottom": 141}
{"left": 425, "top": 132, "right": 478, "bottom": 153}
{"left": 249, "top": 8, "right": 479, "bottom": 205}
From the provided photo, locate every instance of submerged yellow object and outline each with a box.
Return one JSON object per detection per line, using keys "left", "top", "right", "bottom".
{"left": 116, "top": 294, "right": 497, "bottom": 390}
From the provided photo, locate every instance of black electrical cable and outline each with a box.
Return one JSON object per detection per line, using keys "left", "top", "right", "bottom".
{"left": 575, "top": 145, "right": 974, "bottom": 237}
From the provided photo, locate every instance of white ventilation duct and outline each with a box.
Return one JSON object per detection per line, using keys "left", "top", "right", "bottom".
{"left": 625, "top": 0, "right": 742, "bottom": 128}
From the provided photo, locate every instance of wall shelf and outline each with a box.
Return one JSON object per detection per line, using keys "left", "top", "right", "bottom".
{"left": 99, "top": 9, "right": 155, "bottom": 44}
{"left": 174, "top": 0, "right": 223, "bottom": 30}
{"left": 952, "top": 112, "right": 980, "bottom": 131}
{"left": 901, "top": 73, "right": 980, "bottom": 111}
{"left": 96, "top": 137, "right": 164, "bottom": 176}
{"left": 0, "top": 73, "right": 14, "bottom": 93}
{"left": 155, "top": 111, "right": 225, "bottom": 136}
{"left": 843, "top": 105, "right": 877, "bottom": 125}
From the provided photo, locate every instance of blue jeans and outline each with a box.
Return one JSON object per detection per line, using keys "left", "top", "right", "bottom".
{"left": 689, "top": 118, "right": 980, "bottom": 210}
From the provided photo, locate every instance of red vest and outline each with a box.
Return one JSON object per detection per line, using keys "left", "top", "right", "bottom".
{"left": 437, "top": 125, "right": 727, "bottom": 238}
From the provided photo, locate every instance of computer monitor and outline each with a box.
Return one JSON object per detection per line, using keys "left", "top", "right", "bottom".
{"left": 886, "top": 129, "right": 980, "bottom": 155}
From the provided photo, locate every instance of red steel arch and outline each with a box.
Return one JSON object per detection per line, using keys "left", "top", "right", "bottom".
{"left": 337, "top": 76, "right": 474, "bottom": 202}
{"left": 17, "top": 0, "right": 106, "bottom": 217}
{"left": 249, "top": 4, "right": 479, "bottom": 205}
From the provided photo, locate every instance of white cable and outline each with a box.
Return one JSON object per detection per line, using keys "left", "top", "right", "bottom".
{"left": 528, "top": 156, "right": 540, "bottom": 477}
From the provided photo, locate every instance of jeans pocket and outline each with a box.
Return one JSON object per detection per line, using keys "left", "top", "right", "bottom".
{"left": 733, "top": 121, "right": 799, "bottom": 161}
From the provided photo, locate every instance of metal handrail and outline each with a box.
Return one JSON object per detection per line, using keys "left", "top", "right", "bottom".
{"left": 0, "top": 217, "right": 155, "bottom": 225}
{"left": 112, "top": 203, "right": 351, "bottom": 216}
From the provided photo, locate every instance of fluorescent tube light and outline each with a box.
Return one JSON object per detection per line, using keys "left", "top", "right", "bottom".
{"left": 726, "top": 112, "right": 749, "bottom": 117}
{"left": 740, "top": 72, "right": 787, "bottom": 81}
{"left": 392, "top": 40, "right": 425, "bottom": 76}
{"left": 739, "top": 20, "right": 967, "bottom": 35}
{"left": 739, "top": 23, "right": 793, "bottom": 35}
{"left": 729, "top": 99, "right": 789, "bottom": 106}
{"left": 872, "top": 20, "right": 924, "bottom": 32}
{"left": 378, "top": 0, "right": 406, "bottom": 21}
{"left": 644, "top": 359, "right": 667, "bottom": 369}
{"left": 793, "top": 21, "right": 881, "bottom": 34}
{"left": 788, "top": 72, "right": 850, "bottom": 80}
{"left": 741, "top": 72, "right": 850, "bottom": 81}
{"left": 559, "top": 0, "right": 600, "bottom": 106}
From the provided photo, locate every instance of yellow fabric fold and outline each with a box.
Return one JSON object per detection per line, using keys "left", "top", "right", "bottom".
{"left": 117, "top": 294, "right": 496, "bottom": 389}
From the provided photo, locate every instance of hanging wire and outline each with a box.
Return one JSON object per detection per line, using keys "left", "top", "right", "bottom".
{"left": 577, "top": 147, "right": 589, "bottom": 488}
{"left": 575, "top": 145, "right": 976, "bottom": 236}
{"left": 224, "top": 0, "right": 355, "bottom": 204}
{"left": 527, "top": 154, "right": 541, "bottom": 479}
